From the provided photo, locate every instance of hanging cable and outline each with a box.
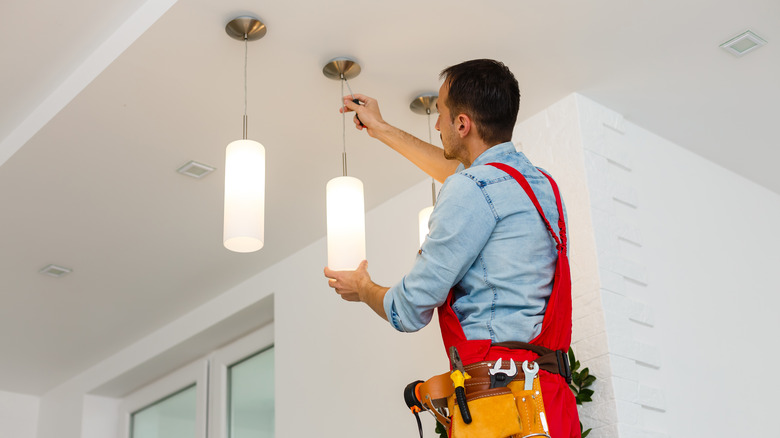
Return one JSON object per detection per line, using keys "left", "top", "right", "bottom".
{"left": 427, "top": 109, "right": 436, "bottom": 205}
{"left": 242, "top": 34, "right": 248, "bottom": 139}
{"left": 340, "top": 76, "right": 347, "bottom": 176}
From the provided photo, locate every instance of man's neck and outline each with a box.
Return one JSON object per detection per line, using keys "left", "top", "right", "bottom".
{"left": 460, "top": 141, "right": 499, "bottom": 168}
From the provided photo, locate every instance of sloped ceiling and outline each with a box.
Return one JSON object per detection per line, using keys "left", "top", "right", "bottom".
{"left": 0, "top": 0, "right": 777, "bottom": 395}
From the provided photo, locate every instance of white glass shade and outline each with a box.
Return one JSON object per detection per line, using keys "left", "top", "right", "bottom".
{"left": 224, "top": 139, "right": 266, "bottom": 253}
{"left": 326, "top": 176, "right": 366, "bottom": 270}
{"left": 418, "top": 206, "right": 434, "bottom": 246}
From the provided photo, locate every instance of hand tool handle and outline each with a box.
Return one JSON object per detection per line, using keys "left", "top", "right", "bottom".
{"left": 352, "top": 98, "right": 364, "bottom": 127}
{"left": 455, "top": 386, "right": 472, "bottom": 424}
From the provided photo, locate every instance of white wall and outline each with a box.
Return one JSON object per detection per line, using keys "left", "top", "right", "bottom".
{"left": 628, "top": 110, "right": 780, "bottom": 436}
{"left": 0, "top": 390, "right": 39, "bottom": 438}
{"left": 570, "top": 94, "right": 780, "bottom": 437}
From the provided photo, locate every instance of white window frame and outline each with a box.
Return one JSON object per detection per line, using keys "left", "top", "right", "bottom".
{"left": 118, "top": 358, "right": 209, "bottom": 438}
{"left": 208, "top": 323, "right": 274, "bottom": 438}
{"left": 116, "top": 322, "right": 274, "bottom": 438}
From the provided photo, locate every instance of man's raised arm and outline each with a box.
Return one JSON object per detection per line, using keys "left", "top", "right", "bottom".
{"left": 342, "top": 94, "right": 458, "bottom": 183}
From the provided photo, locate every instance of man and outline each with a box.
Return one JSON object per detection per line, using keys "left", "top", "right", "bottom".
{"left": 324, "top": 59, "right": 579, "bottom": 437}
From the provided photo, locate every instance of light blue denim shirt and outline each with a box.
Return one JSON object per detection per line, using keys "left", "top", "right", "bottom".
{"left": 383, "top": 142, "right": 566, "bottom": 342}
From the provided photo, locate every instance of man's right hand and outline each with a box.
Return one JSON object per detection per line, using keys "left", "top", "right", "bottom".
{"left": 341, "top": 93, "right": 386, "bottom": 138}
{"left": 338, "top": 92, "right": 459, "bottom": 183}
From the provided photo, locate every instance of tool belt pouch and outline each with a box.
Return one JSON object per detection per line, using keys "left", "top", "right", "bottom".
{"left": 447, "top": 387, "right": 522, "bottom": 438}
{"left": 508, "top": 379, "right": 550, "bottom": 437}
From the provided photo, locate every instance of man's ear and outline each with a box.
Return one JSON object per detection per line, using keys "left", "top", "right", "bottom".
{"left": 456, "top": 114, "right": 472, "bottom": 138}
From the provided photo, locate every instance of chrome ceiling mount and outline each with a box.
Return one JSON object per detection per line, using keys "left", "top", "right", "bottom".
{"left": 410, "top": 93, "right": 439, "bottom": 115}
{"left": 322, "top": 57, "right": 361, "bottom": 80}
{"left": 225, "top": 16, "right": 267, "bottom": 41}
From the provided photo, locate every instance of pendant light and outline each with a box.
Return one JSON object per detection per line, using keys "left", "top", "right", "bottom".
{"left": 323, "top": 57, "right": 366, "bottom": 271}
{"left": 223, "top": 17, "right": 267, "bottom": 253}
{"left": 410, "top": 93, "right": 439, "bottom": 246}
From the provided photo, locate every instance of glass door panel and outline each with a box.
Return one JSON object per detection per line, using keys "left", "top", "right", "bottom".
{"left": 228, "top": 347, "right": 274, "bottom": 438}
{"left": 131, "top": 384, "right": 198, "bottom": 438}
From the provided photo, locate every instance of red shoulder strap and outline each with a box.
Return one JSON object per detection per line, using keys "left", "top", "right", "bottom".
{"left": 487, "top": 163, "right": 566, "bottom": 251}
{"left": 437, "top": 163, "right": 572, "bottom": 361}
{"left": 487, "top": 162, "right": 571, "bottom": 352}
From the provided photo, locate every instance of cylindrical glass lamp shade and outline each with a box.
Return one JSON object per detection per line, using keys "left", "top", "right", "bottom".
{"left": 326, "top": 176, "right": 366, "bottom": 270}
{"left": 224, "top": 139, "right": 265, "bottom": 253}
{"left": 418, "top": 206, "right": 434, "bottom": 246}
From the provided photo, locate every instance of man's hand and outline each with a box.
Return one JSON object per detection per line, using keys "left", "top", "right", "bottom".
{"left": 341, "top": 94, "right": 387, "bottom": 137}
{"left": 324, "top": 260, "right": 389, "bottom": 320}
{"left": 340, "top": 92, "right": 459, "bottom": 183}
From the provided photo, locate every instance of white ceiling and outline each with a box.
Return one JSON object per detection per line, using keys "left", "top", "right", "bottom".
{"left": 1, "top": 0, "right": 777, "bottom": 396}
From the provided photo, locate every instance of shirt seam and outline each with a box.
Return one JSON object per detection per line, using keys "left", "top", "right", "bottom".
{"left": 480, "top": 255, "right": 498, "bottom": 342}
{"left": 457, "top": 172, "right": 501, "bottom": 221}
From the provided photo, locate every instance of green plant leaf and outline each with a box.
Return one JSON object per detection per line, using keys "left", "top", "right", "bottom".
{"left": 570, "top": 347, "right": 597, "bottom": 434}
{"left": 578, "top": 389, "right": 594, "bottom": 403}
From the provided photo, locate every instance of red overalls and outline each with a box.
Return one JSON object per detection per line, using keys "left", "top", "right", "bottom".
{"left": 437, "top": 163, "right": 580, "bottom": 438}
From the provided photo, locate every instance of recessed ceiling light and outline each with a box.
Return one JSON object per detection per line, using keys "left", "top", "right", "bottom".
{"left": 177, "top": 161, "right": 216, "bottom": 179}
{"left": 720, "top": 30, "right": 767, "bottom": 57}
{"left": 39, "top": 264, "right": 72, "bottom": 278}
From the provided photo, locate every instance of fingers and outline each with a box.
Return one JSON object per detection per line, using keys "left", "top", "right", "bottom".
{"left": 347, "top": 93, "right": 370, "bottom": 103}
{"left": 340, "top": 94, "right": 373, "bottom": 111}
{"left": 340, "top": 98, "right": 357, "bottom": 113}
{"left": 339, "top": 292, "right": 360, "bottom": 302}
{"left": 324, "top": 263, "right": 368, "bottom": 303}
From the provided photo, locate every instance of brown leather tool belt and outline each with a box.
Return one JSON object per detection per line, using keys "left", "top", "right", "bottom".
{"left": 491, "top": 341, "right": 572, "bottom": 384}
{"left": 417, "top": 342, "right": 571, "bottom": 409}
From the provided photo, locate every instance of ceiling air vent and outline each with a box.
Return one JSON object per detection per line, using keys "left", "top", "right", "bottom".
{"left": 720, "top": 30, "right": 767, "bottom": 57}
{"left": 177, "top": 161, "right": 216, "bottom": 179}
{"left": 39, "top": 264, "right": 72, "bottom": 278}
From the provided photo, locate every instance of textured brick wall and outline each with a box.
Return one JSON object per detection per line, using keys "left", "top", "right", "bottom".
{"left": 576, "top": 95, "right": 667, "bottom": 438}
{"left": 515, "top": 94, "right": 668, "bottom": 437}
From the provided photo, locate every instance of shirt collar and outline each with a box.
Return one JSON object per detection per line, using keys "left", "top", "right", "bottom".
{"left": 470, "top": 141, "right": 516, "bottom": 168}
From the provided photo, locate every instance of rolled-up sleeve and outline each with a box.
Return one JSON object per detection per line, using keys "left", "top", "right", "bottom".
{"left": 383, "top": 173, "right": 496, "bottom": 332}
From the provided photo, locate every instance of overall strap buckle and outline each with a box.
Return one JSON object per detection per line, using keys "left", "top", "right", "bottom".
{"left": 555, "top": 350, "right": 572, "bottom": 384}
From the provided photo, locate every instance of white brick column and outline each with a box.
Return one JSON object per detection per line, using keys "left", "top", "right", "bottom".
{"left": 515, "top": 94, "right": 668, "bottom": 437}
{"left": 576, "top": 95, "right": 667, "bottom": 438}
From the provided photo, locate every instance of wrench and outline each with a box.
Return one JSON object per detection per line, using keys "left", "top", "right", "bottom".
{"left": 522, "top": 360, "right": 539, "bottom": 391}
{"left": 489, "top": 358, "right": 518, "bottom": 388}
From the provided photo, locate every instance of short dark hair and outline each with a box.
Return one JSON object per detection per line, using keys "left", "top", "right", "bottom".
{"left": 440, "top": 59, "right": 520, "bottom": 145}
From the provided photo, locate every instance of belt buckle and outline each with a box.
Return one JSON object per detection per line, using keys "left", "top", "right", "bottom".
{"left": 556, "top": 350, "right": 572, "bottom": 384}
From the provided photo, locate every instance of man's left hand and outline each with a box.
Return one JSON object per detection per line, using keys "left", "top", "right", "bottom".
{"left": 324, "top": 260, "right": 389, "bottom": 320}
{"left": 324, "top": 260, "right": 371, "bottom": 302}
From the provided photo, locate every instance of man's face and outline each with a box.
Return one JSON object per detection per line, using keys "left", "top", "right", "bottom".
{"left": 435, "top": 82, "right": 464, "bottom": 162}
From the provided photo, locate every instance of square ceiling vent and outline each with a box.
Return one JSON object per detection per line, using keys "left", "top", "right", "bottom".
{"left": 177, "top": 161, "right": 216, "bottom": 178}
{"left": 39, "top": 264, "right": 72, "bottom": 278}
{"left": 720, "top": 30, "right": 767, "bottom": 57}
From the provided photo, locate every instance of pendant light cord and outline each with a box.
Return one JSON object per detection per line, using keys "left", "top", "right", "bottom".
{"left": 427, "top": 109, "right": 436, "bottom": 205}
{"left": 340, "top": 78, "right": 347, "bottom": 176}
{"left": 242, "top": 35, "right": 248, "bottom": 140}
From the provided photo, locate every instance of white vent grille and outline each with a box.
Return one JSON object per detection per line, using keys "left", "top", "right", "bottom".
{"left": 720, "top": 30, "right": 767, "bottom": 57}
{"left": 39, "top": 264, "right": 72, "bottom": 278}
{"left": 177, "top": 161, "right": 216, "bottom": 178}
